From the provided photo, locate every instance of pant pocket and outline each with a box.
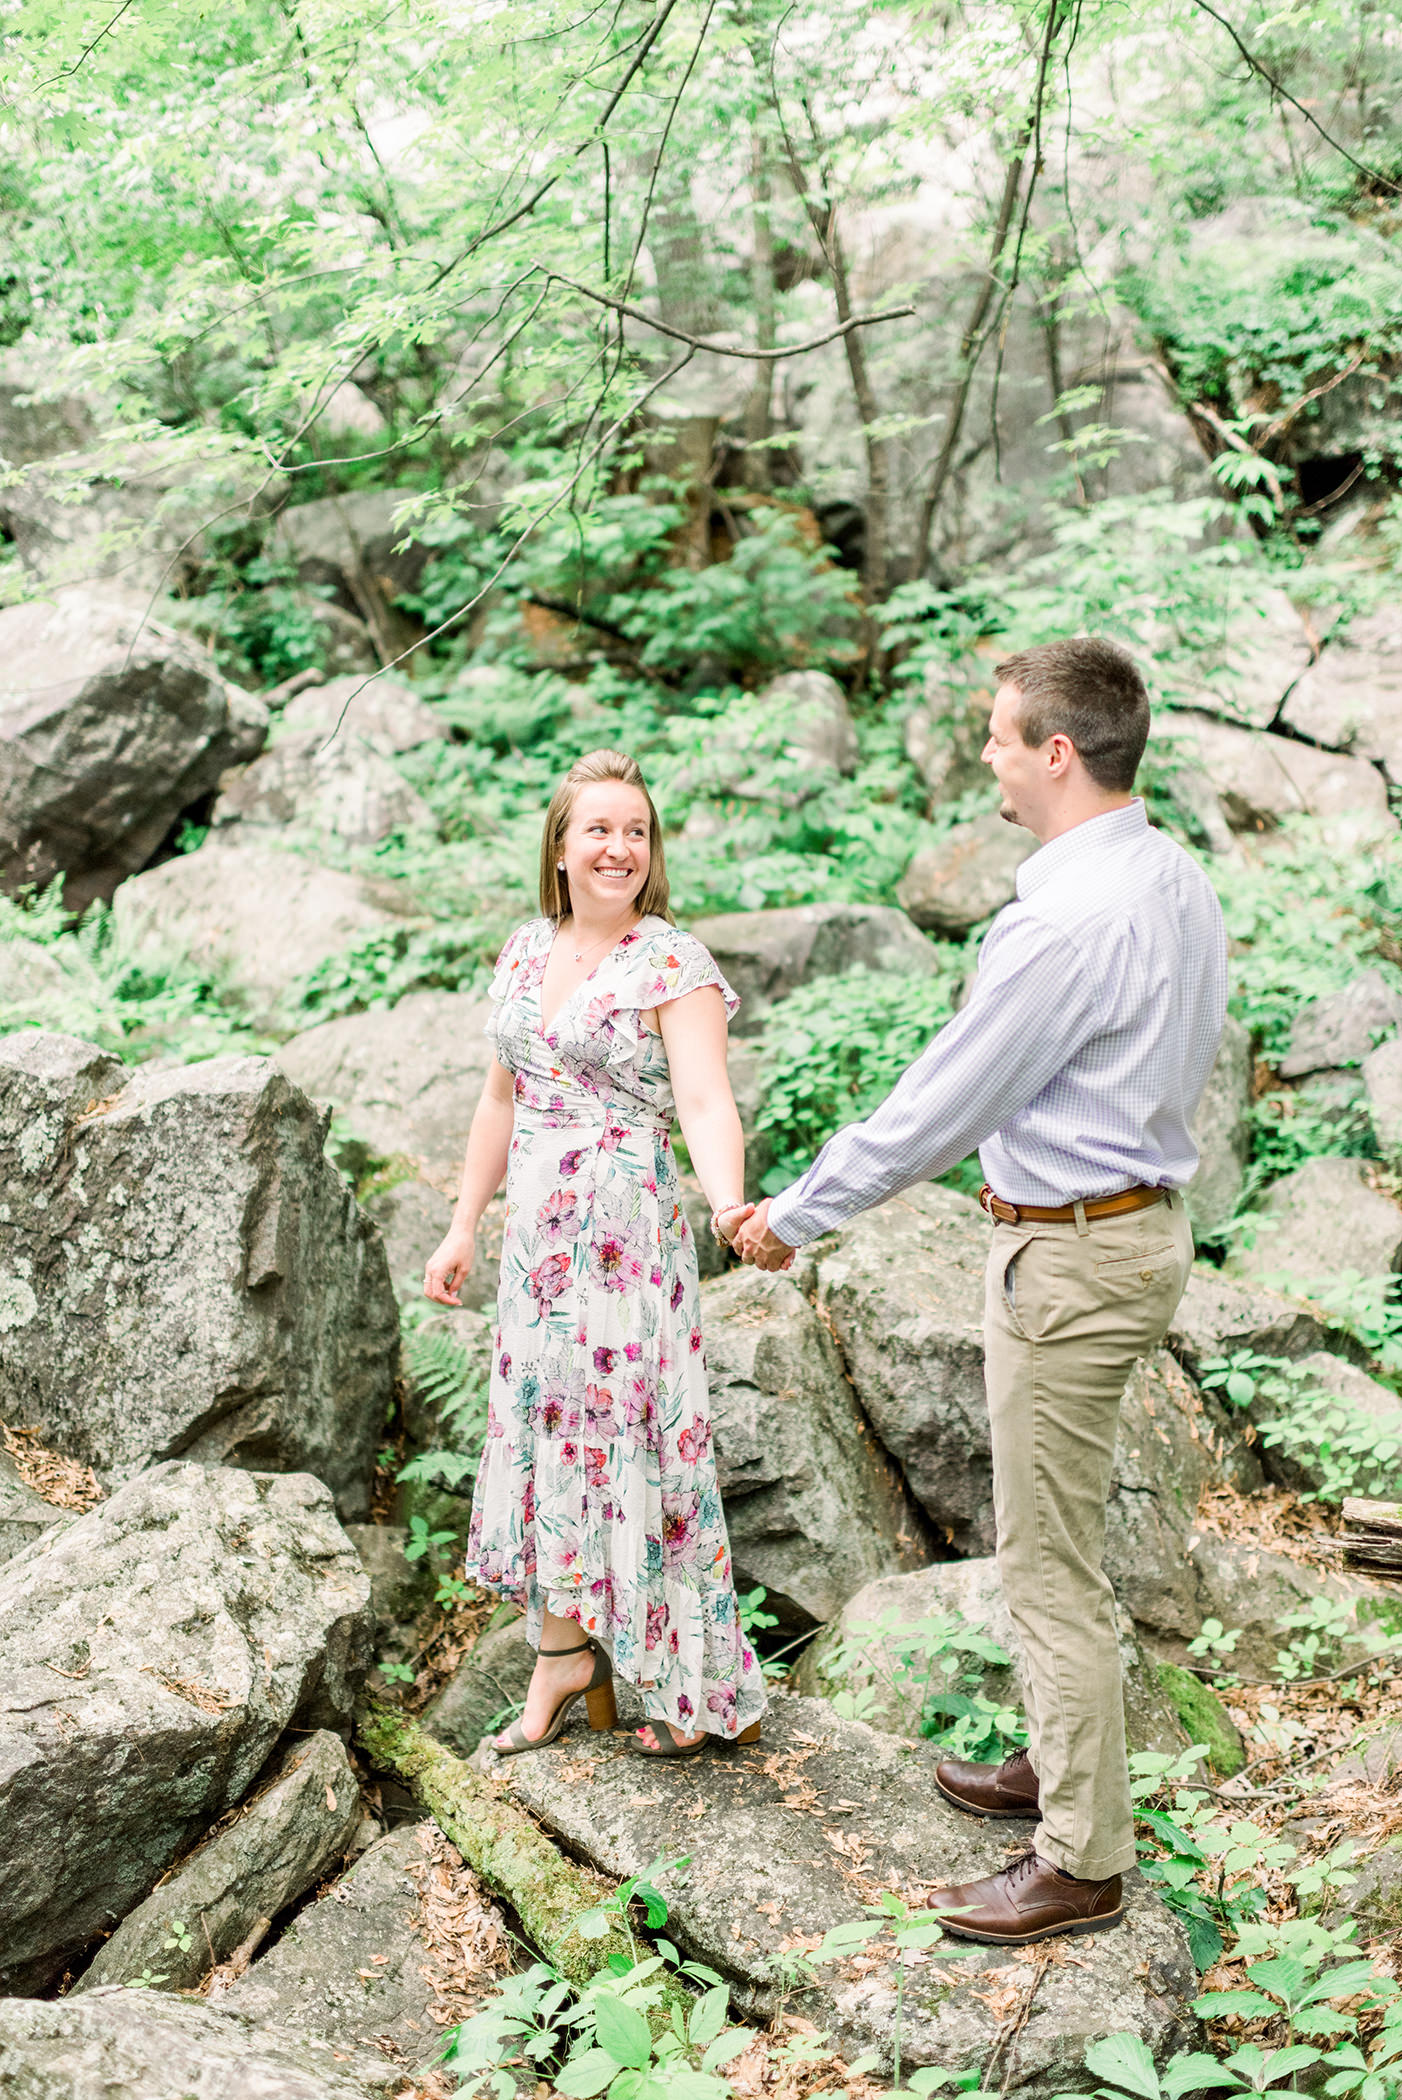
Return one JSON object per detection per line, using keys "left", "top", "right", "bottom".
{"left": 1093, "top": 1242, "right": 1181, "bottom": 1300}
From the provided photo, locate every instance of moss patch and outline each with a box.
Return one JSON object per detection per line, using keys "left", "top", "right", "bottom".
{"left": 1156, "top": 1662, "right": 1247, "bottom": 1777}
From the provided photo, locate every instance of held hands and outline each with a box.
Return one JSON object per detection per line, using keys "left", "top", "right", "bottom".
{"left": 730, "top": 1196, "right": 796, "bottom": 1272}
{"left": 424, "top": 1226, "right": 475, "bottom": 1306}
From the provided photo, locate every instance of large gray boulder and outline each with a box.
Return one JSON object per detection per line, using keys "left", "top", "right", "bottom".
{"left": 112, "top": 837, "right": 413, "bottom": 1015}
{"left": 486, "top": 1694, "right": 1199, "bottom": 2089}
{"left": 896, "top": 812, "right": 1037, "bottom": 936}
{"left": 1153, "top": 710, "right": 1393, "bottom": 842}
{"left": 1279, "top": 968, "right": 1402, "bottom": 1079}
{"left": 1177, "top": 585, "right": 1314, "bottom": 730}
{"left": 271, "top": 487, "right": 433, "bottom": 602}
{"left": 794, "top": 1557, "right": 1183, "bottom": 1758}
{"left": 0, "top": 590, "right": 267, "bottom": 910}
{"left": 0, "top": 1033, "right": 398, "bottom": 1516}
{"left": 1365, "top": 1035, "right": 1402, "bottom": 1160}
{"left": 758, "top": 669, "right": 859, "bottom": 776}
{"left": 274, "top": 990, "right": 493, "bottom": 1182}
{"left": 0, "top": 1461, "right": 370, "bottom": 1994}
{"left": 1167, "top": 1266, "right": 1330, "bottom": 1370}
{"left": 802, "top": 1183, "right": 994, "bottom": 1551}
{"left": 1186, "top": 1013, "right": 1252, "bottom": 1238}
{"left": 75, "top": 1729, "right": 361, "bottom": 1992}
{"left": 686, "top": 901, "right": 940, "bottom": 1038}
{"left": 0, "top": 1989, "right": 403, "bottom": 2098}
{"left": 423, "top": 1612, "right": 534, "bottom": 1755}
{"left": 1281, "top": 604, "right": 1402, "bottom": 772}
{"left": 1226, "top": 1155, "right": 1402, "bottom": 1289}
{"left": 280, "top": 673, "right": 448, "bottom": 754}
{"left": 703, "top": 1267, "right": 931, "bottom": 1628}
{"left": 0, "top": 1446, "right": 66, "bottom": 1567}
{"left": 222, "top": 1821, "right": 508, "bottom": 2064}
{"left": 212, "top": 726, "right": 437, "bottom": 849}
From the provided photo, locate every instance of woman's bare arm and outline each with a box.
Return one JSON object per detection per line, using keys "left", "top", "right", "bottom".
{"left": 424, "top": 1057, "right": 515, "bottom": 1305}
{"left": 656, "top": 985, "right": 751, "bottom": 1241}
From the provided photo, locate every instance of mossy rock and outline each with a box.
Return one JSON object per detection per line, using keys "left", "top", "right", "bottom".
{"left": 1156, "top": 1662, "right": 1246, "bottom": 1777}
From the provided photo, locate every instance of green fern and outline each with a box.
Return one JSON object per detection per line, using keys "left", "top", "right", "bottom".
{"left": 400, "top": 1327, "right": 488, "bottom": 1491}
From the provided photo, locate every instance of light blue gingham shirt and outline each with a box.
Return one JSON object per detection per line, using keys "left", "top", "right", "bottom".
{"left": 767, "top": 800, "right": 1228, "bottom": 1247}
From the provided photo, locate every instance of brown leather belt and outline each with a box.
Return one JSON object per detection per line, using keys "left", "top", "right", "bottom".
{"left": 978, "top": 1182, "right": 1169, "bottom": 1226}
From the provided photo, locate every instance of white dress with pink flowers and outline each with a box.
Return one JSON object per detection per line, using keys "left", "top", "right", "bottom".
{"left": 462, "top": 914, "right": 766, "bottom": 1741}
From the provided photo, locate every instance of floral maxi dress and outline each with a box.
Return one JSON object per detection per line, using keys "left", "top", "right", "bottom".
{"left": 462, "top": 914, "right": 766, "bottom": 1741}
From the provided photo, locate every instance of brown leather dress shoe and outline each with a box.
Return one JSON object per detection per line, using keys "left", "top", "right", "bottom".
{"left": 929, "top": 1848, "right": 1123, "bottom": 1945}
{"left": 935, "top": 1746, "right": 1042, "bottom": 1820}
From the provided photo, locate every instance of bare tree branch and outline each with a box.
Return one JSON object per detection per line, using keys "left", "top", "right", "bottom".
{"left": 542, "top": 269, "right": 914, "bottom": 358}
{"left": 1187, "top": 0, "right": 1401, "bottom": 195}
{"left": 426, "top": 0, "right": 687, "bottom": 289}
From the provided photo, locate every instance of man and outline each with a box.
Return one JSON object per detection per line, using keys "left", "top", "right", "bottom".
{"left": 733, "top": 635, "right": 1227, "bottom": 1945}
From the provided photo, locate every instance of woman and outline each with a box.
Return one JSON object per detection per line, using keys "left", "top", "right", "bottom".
{"left": 424, "top": 748, "right": 767, "bottom": 1757}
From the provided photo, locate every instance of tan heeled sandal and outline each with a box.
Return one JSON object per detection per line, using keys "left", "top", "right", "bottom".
{"left": 493, "top": 1638, "right": 618, "bottom": 1755}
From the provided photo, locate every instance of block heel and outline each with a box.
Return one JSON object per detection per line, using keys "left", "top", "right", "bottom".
{"left": 737, "top": 1722, "right": 761, "bottom": 1744}
{"left": 586, "top": 1680, "right": 618, "bottom": 1731}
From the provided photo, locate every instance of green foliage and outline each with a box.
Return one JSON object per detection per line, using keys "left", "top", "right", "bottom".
{"left": 751, "top": 964, "right": 967, "bottom": 1194}
{"left": 176, "top": 554, "right": 337, "bottom": 688}
{"left": 398, "top": 1323, "right": 489, "bottom": 1499}
{"left": 444, "top": 1857, "right": 752, "bottom": 2098}
{"left": 1200, "top": 1330, "right": 1402, "bottom": 1504}
{"left": 290, "top": 924, "right": 493, "bottom": 1021}
{"left": 813, "top": 1605, "right": 1028, "bottom": 1763}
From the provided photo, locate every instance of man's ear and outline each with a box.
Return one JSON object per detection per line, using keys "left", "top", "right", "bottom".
{"left": 1045, "top": 732, "right": 1076, "bottom": 775}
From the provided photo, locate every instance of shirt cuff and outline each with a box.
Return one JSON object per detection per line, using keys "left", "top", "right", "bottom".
{"left": 767, "top": 1188, "right": 817, "bottom": 1249}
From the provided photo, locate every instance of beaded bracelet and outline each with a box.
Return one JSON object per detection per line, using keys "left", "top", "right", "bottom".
{"left": 709, "top": 1201, "right": 749, "bottom": 1246}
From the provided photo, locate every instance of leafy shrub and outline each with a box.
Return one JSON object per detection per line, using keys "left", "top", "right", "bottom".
{"left": 751, "top": 964, "right": 968, "bottom": 1194}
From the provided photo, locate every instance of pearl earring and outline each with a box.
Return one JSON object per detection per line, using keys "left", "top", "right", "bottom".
{"left": 557, "top": 861, "right": 565, "bottom": 871}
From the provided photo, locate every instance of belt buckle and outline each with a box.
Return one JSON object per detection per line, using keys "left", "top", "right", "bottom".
{"left": 979, "top": 1184, "right": 1019, "bottom": 1225}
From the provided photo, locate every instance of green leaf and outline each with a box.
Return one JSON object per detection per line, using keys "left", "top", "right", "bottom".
{"left": 1084, "top": 2032, "right": 1161, "bottom": 2100}
{"left": 574, "top": 1909, "right": 611, "bottom": 1941}
{"left": 594, "top": 1996, "right": 653, "bottom": 2071}
{"left": 1162, "top": 2052, "right": 1249, "bottom": 2097}
{"left": 1193, "top": 1992, "right": 1280, "bottom": 2022}
{"left": 1300, "top": 1963, "right": 1388, "bottom": 2006}
{"left": 701, "top": 2031, "right": 752, "bottom": 2072}
{"left": 554, "top": 2050, "right": 620, "bottom": 2098}
{"left": 1262, "top": 2047, "right": 1325, "bottom": 2081}
{"left": 687, "top": 1985, "right": 728, "bottom": 2049}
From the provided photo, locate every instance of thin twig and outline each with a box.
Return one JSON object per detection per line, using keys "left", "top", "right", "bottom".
{"left": 540, "top": 270, "right": 914, "bottom": 359}
{"left": 26, "top": 0, "right": 138, "bottom": 92}
{"left": 1186, "top": 0, "right": 1401, "bottom": 195}
{"left": 315, "top": 348, "right": 697, "bottom": 748}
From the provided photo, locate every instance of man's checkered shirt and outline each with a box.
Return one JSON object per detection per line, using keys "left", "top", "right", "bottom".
{"left": 767, "top": 799, "right": 1229, "bottom": 1249}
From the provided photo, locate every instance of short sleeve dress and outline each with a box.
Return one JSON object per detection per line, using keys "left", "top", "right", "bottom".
{"left": 462, "top": 913, "right": 766, "bottom": 1742}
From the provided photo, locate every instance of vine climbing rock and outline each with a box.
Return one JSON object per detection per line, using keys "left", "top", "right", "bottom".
{"left": 0, "top": 1030, "right": 399, "bottom": 1516}
{"left": 0, "top": 1461, "right": 370, "bottom": 1995}
{"left": 480, "top": 1692, "right": 1201, "bottom": 2091}
{"left": 0, "top": 588, "right": 268, "bottom": 910}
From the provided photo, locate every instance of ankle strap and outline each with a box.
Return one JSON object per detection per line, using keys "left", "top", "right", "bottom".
{"left": 537, "top": 1639, "right": 593, "bottom": 1656}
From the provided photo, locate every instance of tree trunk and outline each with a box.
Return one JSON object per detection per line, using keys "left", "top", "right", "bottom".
{"left": 742, "top": 131, "right": 776, "bottom": 489}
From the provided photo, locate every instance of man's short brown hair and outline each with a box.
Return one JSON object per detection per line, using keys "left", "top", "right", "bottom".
{"left": 993, "top": 637, "right": 1150, "bottom": 793}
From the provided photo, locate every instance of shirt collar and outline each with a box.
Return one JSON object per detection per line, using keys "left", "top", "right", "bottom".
{"left": 1015, "top": 799, "right": 1148, "bottom": 900}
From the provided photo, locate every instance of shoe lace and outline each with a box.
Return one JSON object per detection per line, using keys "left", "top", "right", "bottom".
{"left": 1002, "top": 1848, "right": 1041, "bottom": 1886}
{"left": 1001, "top": 1748, "right": 1032, "bottom": 1776}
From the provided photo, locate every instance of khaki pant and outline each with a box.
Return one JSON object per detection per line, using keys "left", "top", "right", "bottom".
{"left": 983, "top": 1193, "right": 1194, "bottom": 1878}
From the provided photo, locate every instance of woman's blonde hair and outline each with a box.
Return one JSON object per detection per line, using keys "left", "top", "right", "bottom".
{"left": 539, "top": 749, "right": 672, "bottom": 922}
